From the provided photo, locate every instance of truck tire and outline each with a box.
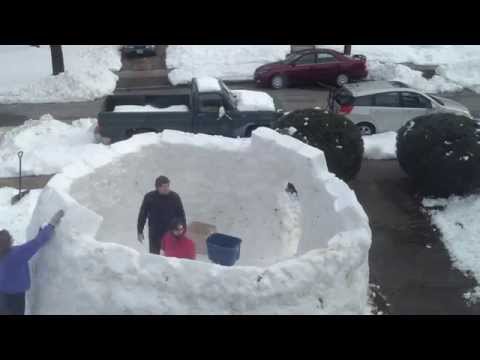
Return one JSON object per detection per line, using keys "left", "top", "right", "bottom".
{"left": 356, "top": 122, "right": 376, "bottom": 136}
{"left": 245, "top": 125, "right": 259, "bottom": 137}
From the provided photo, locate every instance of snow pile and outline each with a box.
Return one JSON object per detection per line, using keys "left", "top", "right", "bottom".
{"left": 0, "top": 115, "right": 102, "bottom": 177}
{"left": 114, "top": 105, "right": 189, "bottom": 113}
{"left": 26, "top": 128, "right": 371, "bottom": 314}
{"left": 0, "top": 45, "right": 121, "bottom": 103}
{"left": 317, "top": 45, "right": 480, "bottom": 93}
{"left": 233, "top": 90, "right": 276, "bottom": 111}
{"left": 166, "top": 45, "right": 291, "bottom": 85}
{"left": 0, "top": 188, "right": 41, "bottom": 245}
{"left": 362, "top": 132, "right": 397, "bottom": 160}
{"left": 423, "top": 195, "right": 480, "bottom": 300}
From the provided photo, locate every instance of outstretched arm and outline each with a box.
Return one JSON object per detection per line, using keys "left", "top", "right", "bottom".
{"left": 14, "top": 210, "right": 64, "bottom": 262}
{"left": 14, "top": 225, "right": 55, "bottom": 262}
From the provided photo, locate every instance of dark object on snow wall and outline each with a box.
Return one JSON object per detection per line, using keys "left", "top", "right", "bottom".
{"left": 273, "top": 109, "right": 364, "bottom": 182}
{"left": 397, "top": 113, "right": 480, "bottom": 197}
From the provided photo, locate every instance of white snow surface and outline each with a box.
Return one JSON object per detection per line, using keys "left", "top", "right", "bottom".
{"left": 25, "top": 128, "right": 371, "bottom": 314}
{"left": 166, "top": 45, "right": 291, "bottom": 85}
{"left": 423, "top": 195, "right": 480, "bottom": 299}
{"left": 114, "top": 105, "right": 189, "bottom": 113}
{"left": 317, "top": 45, "right": 480, "bottom": 93}
{"left": 232, "top": 90, "right": 276, "bottom": 111}
{"left": 196, "top": 77, "right": 222, "bottom": 92}
{"left": 0, "top": 188, "right": 41, "bottom": 245}
{"left": 362, "top": 132, "right": 397, "bottom": 160}
{"left": 0, "top": 115, "right": 100, "bottom": 177}
{"left": 0, "top": 45, "right": 121, "bottom": 103}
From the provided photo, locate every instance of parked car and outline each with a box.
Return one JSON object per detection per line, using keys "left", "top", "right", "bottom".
{"left": 95, "top": 78, "right": 283, "bottom": 144}
{"left": 254, "top": 48, "right": 368, "bottom": 89}
{"left": 329, "top": 80, "right": 473, "bottom": 135}
{"left": 122, "top": 45, "right": 156, "bottom": 57}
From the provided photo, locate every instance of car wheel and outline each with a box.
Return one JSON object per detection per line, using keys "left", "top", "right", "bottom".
{"left": 271, "top": 75, "right": 286, "bottom": 89}
{"left": 336, "top": 74, "right": 349, "bottom": 87}
{"left": 356, "top": 122, "right": 376, "bottom": 136}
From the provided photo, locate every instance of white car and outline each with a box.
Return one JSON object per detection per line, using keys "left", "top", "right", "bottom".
{"left": 330, "top": 80, "right": 473, "bottom": 135}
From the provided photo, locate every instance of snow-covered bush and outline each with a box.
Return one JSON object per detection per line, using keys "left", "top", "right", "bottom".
{"left": 397, "top": 113, "right": 480, "bottom": 197}
{"left": 274, "top": 109, "right": 364, "bottom": 182}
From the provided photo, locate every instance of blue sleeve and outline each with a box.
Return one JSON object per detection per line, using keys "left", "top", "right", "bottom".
{"left": 14, "top": 224, "right": 55, "bottom": 262}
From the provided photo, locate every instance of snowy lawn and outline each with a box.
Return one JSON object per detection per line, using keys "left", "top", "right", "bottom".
{"left": 0, "top": 45, "right": 121, "bottom": 103}
{"left": 317, "top": 45, "right": 480, "bottom": 94}
{"left": 423, "top": 195, "right": 480, "bottom": 304}
{"left": 166, "top": 45, "right": 290, "bottom": 85}
{"left": 0, "top": 115, "right": 104, "bottom": 177}
{"left": 0, "top": 188, "right": 41, "bottom": 245}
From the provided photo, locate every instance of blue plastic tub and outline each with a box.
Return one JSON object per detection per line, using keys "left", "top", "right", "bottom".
{"left": 206, "top": 233, "right": 242, "bottom": 266}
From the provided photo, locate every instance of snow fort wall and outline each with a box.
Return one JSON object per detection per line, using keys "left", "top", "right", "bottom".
{"left": 26, "top": 128, "right": 371, "bottom": 314}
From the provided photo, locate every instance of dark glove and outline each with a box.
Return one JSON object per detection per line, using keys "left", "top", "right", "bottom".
{"left": 49, "top": 210, "right": 65, "bottom": 227}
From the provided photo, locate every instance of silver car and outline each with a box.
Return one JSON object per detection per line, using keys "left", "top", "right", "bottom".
{"left": 331, "top": 80, "right": 473, "bottom": 135}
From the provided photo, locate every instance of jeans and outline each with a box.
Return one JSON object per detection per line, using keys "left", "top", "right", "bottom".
{"left": 0, "top": 292, "right": 26, "bottom": 315}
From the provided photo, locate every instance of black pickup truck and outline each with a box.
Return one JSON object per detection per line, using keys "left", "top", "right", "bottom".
{"left": 95, "top": 78, "right": 284, "bottom": 144}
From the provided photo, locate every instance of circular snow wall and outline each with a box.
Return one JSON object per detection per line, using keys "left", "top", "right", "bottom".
{"left": 26, "top": 128, "right": 371, "bottom": 314}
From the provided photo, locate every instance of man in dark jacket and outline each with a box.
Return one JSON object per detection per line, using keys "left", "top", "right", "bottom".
{"left": 137, "top": 176, "right": 186, "bottom": 255}
{"left": 0, "top": 209, "right": 65, "bottom": 315}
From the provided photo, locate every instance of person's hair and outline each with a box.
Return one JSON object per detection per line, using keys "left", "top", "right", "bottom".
{"left": 155, "top": 176, "right": 170, "bottom": 189}
{"left": 169, "top": 218, "right": 185, "bottom": 231}
{"left": 0, "top": 230, "right": 12, "bottom": 257}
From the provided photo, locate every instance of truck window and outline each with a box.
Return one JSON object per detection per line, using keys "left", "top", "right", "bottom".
{"left": 199, "top": 93, "right": 223, "bottom": 113}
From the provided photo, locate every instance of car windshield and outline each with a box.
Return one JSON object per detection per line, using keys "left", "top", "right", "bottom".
{"left": 428, "top": 94, "right": 445, "bottom": 106}
{"left": 219, "top": 81, "right": 237, "bottom": 107}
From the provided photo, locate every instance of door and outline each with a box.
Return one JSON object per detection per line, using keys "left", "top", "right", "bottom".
{"left": 310, "top": 52, "right": 340, "bottom": 83}
{"left": 400, "top": 92, "right": 432, "bottom": 124}
{"left": 194, "top": 93, "right": 232, "bottom": 135}
{"left": 287, "top": 53, "right": 317, "bottom": 84}
{"left": 370, "top": 92, "right": 405, "bottom": 132}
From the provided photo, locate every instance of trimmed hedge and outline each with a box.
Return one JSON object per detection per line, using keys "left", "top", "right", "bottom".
{"left": 273, "top": 109, "right": 364, "bottom": 182}
{"left": 397, "top": 113, "right": 480, "bottom": 197}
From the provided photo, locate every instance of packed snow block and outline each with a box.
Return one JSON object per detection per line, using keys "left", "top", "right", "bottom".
{"left": 26, "top": 128, "right": 371, "bottom": 314}
{"left": 397, "top": 114, "right": 480, "bottom": 197}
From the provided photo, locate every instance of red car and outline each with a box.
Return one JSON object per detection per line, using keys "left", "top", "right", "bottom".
{"left": 254, "top": 48, "right": 368, "bottom": 89}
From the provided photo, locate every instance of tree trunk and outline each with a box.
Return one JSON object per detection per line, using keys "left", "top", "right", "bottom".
{"left": 344, "top": 45, "right": 352, "bottom": 55}
{"left": 50, "top": 45, "right": 65, "bottom": 75}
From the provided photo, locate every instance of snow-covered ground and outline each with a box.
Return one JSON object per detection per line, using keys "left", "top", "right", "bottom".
{"left": 362, "top": 132, "right": 397, "bottom": 160}
{"left": 14, "top": 125, "right": 371, "bottom": 314}
{"left": 317, "top": 45, "right": 480, "bottom": 94}
{"left": 0, "top": 188, "right": 41, "bottom": 245}
{"left": 0, "top": 45, "right": 121, "bottom": 103}
{"left": 0, "top": 115, "right": 101, "bottom": 177}
{"left": 166, "top": 45, "right": 290, "bottom": 85}
{"left": 423, "top": 195, "right": 480, "bottom": 304}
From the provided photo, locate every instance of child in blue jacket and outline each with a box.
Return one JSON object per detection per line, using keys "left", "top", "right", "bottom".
{"left": 0, "top": 209, "right": 64, "bottom": 315}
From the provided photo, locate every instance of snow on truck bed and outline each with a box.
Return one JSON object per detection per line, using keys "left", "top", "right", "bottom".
{"left": 113, "top": 105, "right": 189, "bottom": 112}
{"left": 24, "top": 127, "right": 371, "bottom": 315}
